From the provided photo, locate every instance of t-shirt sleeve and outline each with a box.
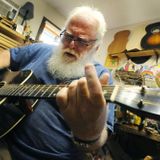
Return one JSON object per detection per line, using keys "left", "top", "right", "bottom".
{"left": 10, "top": 43, "right": 53, "bottom": 71}
{"left": 94, "top": 63, "right": 113, "bottom": 85}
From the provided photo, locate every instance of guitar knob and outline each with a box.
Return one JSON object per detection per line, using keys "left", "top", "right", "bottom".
{"left": 137, "top": 99, "right": 144, "bottom": 108}
{"left": 141, "top": 86, "right": 146, "bottom": 96}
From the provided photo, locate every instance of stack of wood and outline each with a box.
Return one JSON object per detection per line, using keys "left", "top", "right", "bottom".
{"left": 0, "top": 16, "right": 15, "bottom": 29}
{"left": 0, "top": 16, "right": 25, "bottom": 49}
{"left": 0, "top": 33, "right": 20, "bottom": 49}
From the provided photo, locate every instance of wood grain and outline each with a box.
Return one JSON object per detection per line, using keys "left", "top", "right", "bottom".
{"left": 108, "top": 30, "right": 130, "bottom": 54}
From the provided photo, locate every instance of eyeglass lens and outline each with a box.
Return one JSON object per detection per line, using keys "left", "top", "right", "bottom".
{"left": 60, "top": 31, "right": 96, "bottom": 47}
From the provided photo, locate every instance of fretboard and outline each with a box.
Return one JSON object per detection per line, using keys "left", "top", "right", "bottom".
{"left": 0, "top": 84, "right": 114, "bottom": 101}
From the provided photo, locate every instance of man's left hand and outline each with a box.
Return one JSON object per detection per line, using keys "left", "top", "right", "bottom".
{"left": 56, "top": 64, "right": 109, "bottom": 141}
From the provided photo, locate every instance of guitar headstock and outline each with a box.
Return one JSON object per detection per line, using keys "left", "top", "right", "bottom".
{"left": 112, "top": 85, "right": 160, "bottom": 120}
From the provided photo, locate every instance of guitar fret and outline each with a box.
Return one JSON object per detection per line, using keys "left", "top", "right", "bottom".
{"left": 33, "top": 85, "right": 46, "bottom": 97}
{"left": 32, "top": 85, "right": 41, "bottom": 96}
{"left": 0, "top": 84, "right": 63, "bottom": 99}
{"left": 32, "top": 85, "right": 45, "bottom": 97}
{"left": 24, "top": 85, "right": 40, "bottom": 97}
{"left": 0, "top": 84, "right": 115, "bottom": 101}
{"left": 18, "top": 85, "right": 32, "bottom": 95}
{"left": 22, "top": 85, "right": 38, "bottom": 97}
{"left": 48, "top": 86, "right": 59, "bottom": 97}
{"left": 10, "top": 85, "right": 26, "bottom": 96}
{"left": 2, "top": 85, "right": 13, "bottom": 95}
{"left": 39, "top": 85, "right": 52, "bottom": 97}
{"left": 0, "top": 86, "right": 9, "bottom": 95}
{"left": 19, "top": 84, "right": 39, "bottom": 96}
{"left": 1, "top": 85, "right": 18, "bottom": 96}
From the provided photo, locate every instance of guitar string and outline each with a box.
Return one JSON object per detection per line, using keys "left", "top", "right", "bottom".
{"left": 0, "top": 84, "right": 114, "bottom": 95}
{"left": 2, "top": 84, "right": 157, "bottom": 100}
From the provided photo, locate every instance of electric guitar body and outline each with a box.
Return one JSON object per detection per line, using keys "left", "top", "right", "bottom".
{"left": 141, "top": 22, "right": 160, "bottom": 49}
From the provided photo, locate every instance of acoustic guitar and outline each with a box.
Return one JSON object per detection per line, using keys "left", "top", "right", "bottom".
{"left": 0, "top": 69, "right": 160, "bottom": 138}
{"left": 108, "top": 30, "right": 130, "bottom": 54}
{"left": 141, "top": 22, "right": 160, "bottom": 49}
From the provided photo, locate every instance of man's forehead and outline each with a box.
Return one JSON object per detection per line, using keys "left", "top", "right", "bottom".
{"left": 69, "top": 15, "right": 98, "bottom": 27}
{"left": 67, "top": 16, "right": 98, "bottom": 37}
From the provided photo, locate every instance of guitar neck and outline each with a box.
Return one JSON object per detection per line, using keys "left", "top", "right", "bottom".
{"left": 0, "top": 84, "right": 114, "bottom": 101}
{"left": 1, "top": 83, "right": 160, "bottom": 120}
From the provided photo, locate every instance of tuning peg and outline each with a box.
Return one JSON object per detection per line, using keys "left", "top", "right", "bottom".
{"left": 137, "top": 99, "right": 144, "bottom": 108}
{"left": 141, "top": 86, "right": 146, "bottom": 96}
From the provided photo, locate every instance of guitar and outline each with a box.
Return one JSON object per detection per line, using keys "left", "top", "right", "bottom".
{"left": 108, "top": 30, "right": 130, "bottom": 54}
{"left": 141, "top": 22, "right": 160, "bottom": 49}
{"left": 0, "top": 69, "right": 160, "bottom": 138}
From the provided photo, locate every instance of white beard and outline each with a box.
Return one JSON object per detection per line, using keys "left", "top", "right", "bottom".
{"left": 47, "top": 44, "right": 96, "bottom": 79}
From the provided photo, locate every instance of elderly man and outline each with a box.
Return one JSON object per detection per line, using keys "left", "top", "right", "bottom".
{"left": 0, "top": 6, "right": 114, "bottom": 160}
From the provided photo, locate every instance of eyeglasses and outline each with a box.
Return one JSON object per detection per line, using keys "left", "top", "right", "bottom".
{"left": 60, "top": 30, "right": 97, "bottom": 47}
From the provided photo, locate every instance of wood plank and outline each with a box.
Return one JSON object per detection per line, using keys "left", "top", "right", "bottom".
{"left": 110, "top": 49, "right": 160, "bottom": 58}
{"left": 0, "top": 38, "right": 15, "bottom": 48}
{"left": 0, "top": 38, "right": 17, "bottom": 48}
{"left": 0, "top": 22, "right": 25, "bottom": 43}
{"left": 0, "top": 33, "right": 20, "bottom": 45}
{"left": 0, "top": 45, "right": 7, "bottom": 50}
{"left": 0, "top": 36, "right": 19, "bottom": 47}
{"left": 125, "top": 49, "right": 155, "bottom": 57}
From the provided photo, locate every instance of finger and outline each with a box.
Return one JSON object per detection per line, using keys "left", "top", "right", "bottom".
{"left": 68, "top": 80, "right": 78, "bottom": 106}
{"left": 85, "top": 64, "right": 105, "bottom": 106}
{"left": 77, "top": 77, "right": 89, "bottom": 98}
{"left": 85, "top": 63, "right": 102, "bottom": 94}
{"left": 99, "top": 73, "right": 109, "bottom": 85}
{"left": 56, "top": 87, "right": 68, "bottom": 112}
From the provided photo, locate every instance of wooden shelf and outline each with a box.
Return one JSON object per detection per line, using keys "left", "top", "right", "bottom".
{"left": 0, "top": 22, "right": 25, "bottom": 44}
{"left": 117, "top": 124, "right": 160, "bottom": 142}
{"left": 110, "top": 49, "right": 160, "bottom": 58}
{"left": 105, "top": 49, "right": 160, "bottom": 68}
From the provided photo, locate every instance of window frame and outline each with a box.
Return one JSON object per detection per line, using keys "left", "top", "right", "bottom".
{"left": 36, "top": 16, "right": 61, "bottom": 42}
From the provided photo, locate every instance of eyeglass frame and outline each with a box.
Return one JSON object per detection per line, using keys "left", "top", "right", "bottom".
{"left": 60, "top": 30, "right": 97, "bottom": 47}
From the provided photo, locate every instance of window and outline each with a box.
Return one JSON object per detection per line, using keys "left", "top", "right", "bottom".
{"left": 36, "top": 17, "right": 61, "bottom": 44}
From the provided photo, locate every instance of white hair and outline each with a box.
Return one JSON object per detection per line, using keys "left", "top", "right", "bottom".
{"left": 64, "top": 6, "right": 107, "bottom": 40}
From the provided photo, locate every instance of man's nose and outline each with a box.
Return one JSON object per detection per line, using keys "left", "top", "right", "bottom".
{"left": 68, "top": 39, "right": 76, "bottom": 49}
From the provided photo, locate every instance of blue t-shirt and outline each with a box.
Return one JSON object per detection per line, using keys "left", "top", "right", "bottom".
{"left": 6, "top": 43, "right": 115, "bottom": 160}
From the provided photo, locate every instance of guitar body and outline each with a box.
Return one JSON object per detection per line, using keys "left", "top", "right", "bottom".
{"left": 0, "top": 69, "right": 38, "bottom": 138}
{"left": 108, "top": 30, "right": 130, "bottom": 54}
{"left": 141, "top": 22, "right": 160, "bottom": 49}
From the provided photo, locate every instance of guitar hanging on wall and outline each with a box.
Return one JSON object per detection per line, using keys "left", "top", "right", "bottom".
{"left": 141, "top": 22, "right": 160, "bottom": 49}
